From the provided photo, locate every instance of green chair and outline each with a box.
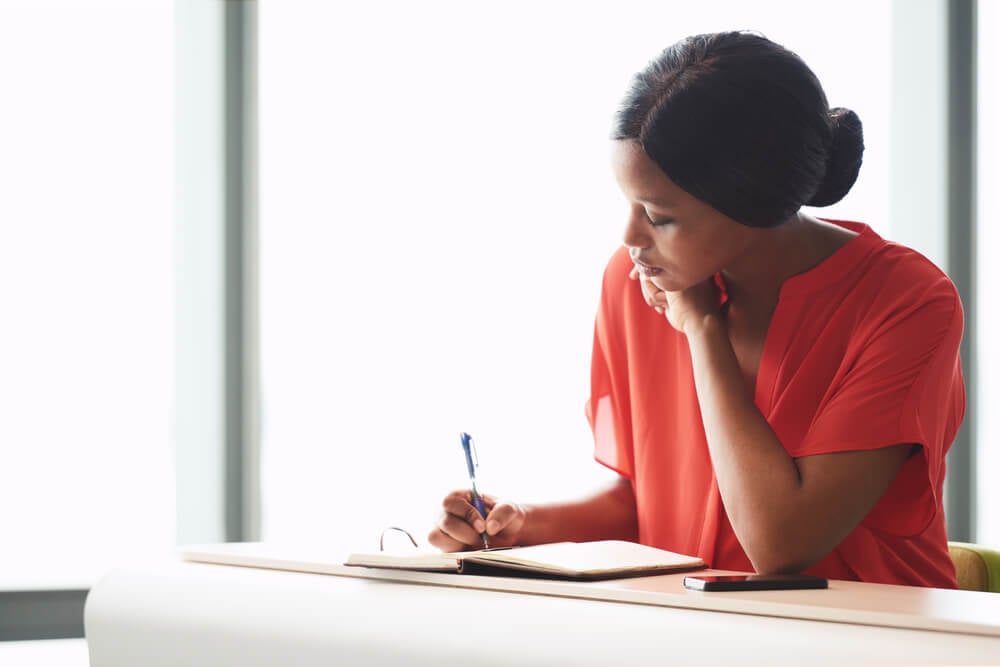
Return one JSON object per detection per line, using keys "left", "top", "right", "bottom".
{"left": 949, "top": 542, "right": 1000, "bottom": 592}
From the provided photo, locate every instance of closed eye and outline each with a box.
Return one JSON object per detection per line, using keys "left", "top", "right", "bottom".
{"left": 647, "top": 213, "right": 675, "bottom": 226}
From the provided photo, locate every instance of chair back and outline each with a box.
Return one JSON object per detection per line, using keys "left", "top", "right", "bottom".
{"left": 949, "top": 542, "right": 1000, "bottom": 592}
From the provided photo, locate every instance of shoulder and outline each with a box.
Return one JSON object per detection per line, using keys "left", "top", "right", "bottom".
{"left": 822, "top": 221, "right": 962, "bottom": 326}
{"left": 835, "top": 233, "right": 965, "bottom": 372}
{"left": 828, "top": 221, "right": 957, "bottom": 293}
{"left": 799, "top": 222, "right": 964, "bottom": 369}
{"left": 867, "top": 237, "right": 962, "bottom": 323}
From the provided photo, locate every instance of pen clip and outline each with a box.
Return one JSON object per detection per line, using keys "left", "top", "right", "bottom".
{"left": 469, "top": 435, "right": 479, "bottom": 469}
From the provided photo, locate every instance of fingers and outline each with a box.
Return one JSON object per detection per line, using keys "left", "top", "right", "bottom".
{"left": 635, "top": 274, "right": 667, "bottom": 314}
{"left": 426, "top": 526, "right": 467, "bottom": 552}
{"left": 427, "top": 490, "right": 488, "bottom": 552}
{"left": 480, "top": 493, "right": 499, "bottom": 513}
{"left": 484, "top": 501, "right": 525, "bottom": 539}
{"left": 428, "top": 490, "right": 527, "bottom": 552}
{"left": 649, "top": 291, "right": 666, "bottom": 314}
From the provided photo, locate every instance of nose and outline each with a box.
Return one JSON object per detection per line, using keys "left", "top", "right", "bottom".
{"left": 622, "top": 206, "right": 651, "bottom": 250}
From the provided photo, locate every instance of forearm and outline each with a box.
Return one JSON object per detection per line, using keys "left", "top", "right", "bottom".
{"left": 685, "top": 315, "right": 810, "bottom": 572}
{"left": 516, "top": 476, "right": 638, "bottom": 546}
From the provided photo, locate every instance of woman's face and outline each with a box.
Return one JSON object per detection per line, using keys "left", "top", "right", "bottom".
{"left": 611, "top": 140, "right": 759, "bottom": 293}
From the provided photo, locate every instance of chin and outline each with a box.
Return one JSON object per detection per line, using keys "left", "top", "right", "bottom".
{"left": 650, "top": 275, "right": 683, "bottom": 293}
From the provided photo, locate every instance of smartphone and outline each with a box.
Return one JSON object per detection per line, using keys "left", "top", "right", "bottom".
{"left": 683, "top": 573, "right": 828, "bottom": 591}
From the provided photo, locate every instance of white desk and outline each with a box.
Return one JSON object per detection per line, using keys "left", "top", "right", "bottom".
{"left": 85, "top": 560, "right": 1000, "bottom": 666}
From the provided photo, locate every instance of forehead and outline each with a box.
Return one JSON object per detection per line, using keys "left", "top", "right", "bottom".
{"left": 610, "top": 141, "right": 684, "bottom": 206}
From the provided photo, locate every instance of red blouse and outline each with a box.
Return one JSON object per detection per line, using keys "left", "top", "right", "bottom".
{"left": 588, "top": 221, "right": 963, "bottom": 587}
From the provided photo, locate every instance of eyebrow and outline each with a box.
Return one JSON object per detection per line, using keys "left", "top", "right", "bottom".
{"left": 639, "top": 196, "right": 675, "bottom": 208}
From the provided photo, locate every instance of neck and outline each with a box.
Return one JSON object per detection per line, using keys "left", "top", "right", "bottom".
{"left": 721, "top": 213, "right": 855, "bottom": 309}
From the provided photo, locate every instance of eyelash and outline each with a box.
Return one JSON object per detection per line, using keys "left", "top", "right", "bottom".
{"left": 647, "top": 214, "right": 675, "bottom": 227}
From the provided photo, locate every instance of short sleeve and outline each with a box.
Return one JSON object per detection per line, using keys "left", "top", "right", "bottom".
{"left": 791, "top": 274, "right": 965, "bottom": 536}
{"left": 586, "top": 249, "right": 636, "bottom": 479}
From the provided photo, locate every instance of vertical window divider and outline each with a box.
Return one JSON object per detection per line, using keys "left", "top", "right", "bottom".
{"left": 890, "top": 0, "right": 977, "bottom": 542}
{"left": 224, "top": 0, "right": 261, "bottom": 543}
{"left": 945, "top": 0, "right": 978, "bottom": 543}
{"left": 174, "top": 0, "right": 259, "bottom": 547}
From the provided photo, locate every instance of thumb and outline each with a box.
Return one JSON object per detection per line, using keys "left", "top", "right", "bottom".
{"left": 484, "top": 501, "right": 522, "bottom": 536}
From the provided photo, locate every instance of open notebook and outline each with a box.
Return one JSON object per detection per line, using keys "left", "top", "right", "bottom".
{"left": 345, "top": 540, "right": 704, "bottom": 580}
{"left": 182, "top": 540, "right": 703, "bottom": 582}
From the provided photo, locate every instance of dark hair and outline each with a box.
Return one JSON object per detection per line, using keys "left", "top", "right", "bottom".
{"left": 612, "top": 31, "right": 864, "bottom": 228}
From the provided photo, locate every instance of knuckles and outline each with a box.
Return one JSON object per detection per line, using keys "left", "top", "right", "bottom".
{"left": 435, "top": 491, "right": 524, "bottom": 548}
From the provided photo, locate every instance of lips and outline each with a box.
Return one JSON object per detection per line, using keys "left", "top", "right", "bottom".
{"left": 633, "top": 260, "right": 663, "bottom": 277}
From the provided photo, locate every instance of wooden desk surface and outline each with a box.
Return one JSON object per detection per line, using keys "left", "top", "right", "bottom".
{"left": 85, "top": 561, "right": 1000, "bottom": 667}
{"left": 183, "top": 541, "right": 1000, "bottom": 637}
{"left": 85, "top": 559, "right": 1000, "bottom": 667}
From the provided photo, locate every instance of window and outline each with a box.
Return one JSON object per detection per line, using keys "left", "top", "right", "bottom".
{"left": 976, "top": 0, "right": 998, "bottom": 545}
{"left": 258, "top": 1, "right": 891, "bottom": 549}
{"left": 0, "top": 0, "right": 174, "bottom": 587}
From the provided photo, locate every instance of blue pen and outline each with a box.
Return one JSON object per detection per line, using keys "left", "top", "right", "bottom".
{"left": 460, "top": 432, "right": 490, "bottom": 548}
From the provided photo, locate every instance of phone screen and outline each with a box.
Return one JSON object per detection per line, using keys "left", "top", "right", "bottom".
{"left": 683, "top": 574, "right": 828, "bottom": 592}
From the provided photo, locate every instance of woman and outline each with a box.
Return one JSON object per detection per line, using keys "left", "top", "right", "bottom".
{"left": 429, "top": 31, "right": 964, "bottom": 587}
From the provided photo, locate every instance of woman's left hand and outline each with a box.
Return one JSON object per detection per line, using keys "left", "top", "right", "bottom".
{"left": 629, "top": 267, "right": 721, "bottom": 335}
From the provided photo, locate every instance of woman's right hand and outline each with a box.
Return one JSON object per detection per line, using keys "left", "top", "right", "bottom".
{"left": 427, "top": 489, "right": 527, "bottom": 552}
{"left": 629, "top": 265, "right": 668, "bottom": 313}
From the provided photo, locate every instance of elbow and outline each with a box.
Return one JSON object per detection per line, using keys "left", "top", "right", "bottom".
{"left": 749, "top": 556, "right": 817, "bottom": 576}
{"left": 740, "top": 528, "right": 825, "bottom": 576}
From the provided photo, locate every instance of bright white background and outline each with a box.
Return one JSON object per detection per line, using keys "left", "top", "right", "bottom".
{"left": 258, "top": 0, "right": 891, "bottom": 550}
{"left": 0, "top": 0, "right": 175, "bottom": 586}
{"left": 3, "top": 0, "right": 995, "bottom": 598}
{"left": 0, "top": 6, "right": 989, "bottom": 665}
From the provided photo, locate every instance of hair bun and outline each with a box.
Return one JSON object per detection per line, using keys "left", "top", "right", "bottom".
{"left": 807, "top": 107, "right": 864, "bottom": 207}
